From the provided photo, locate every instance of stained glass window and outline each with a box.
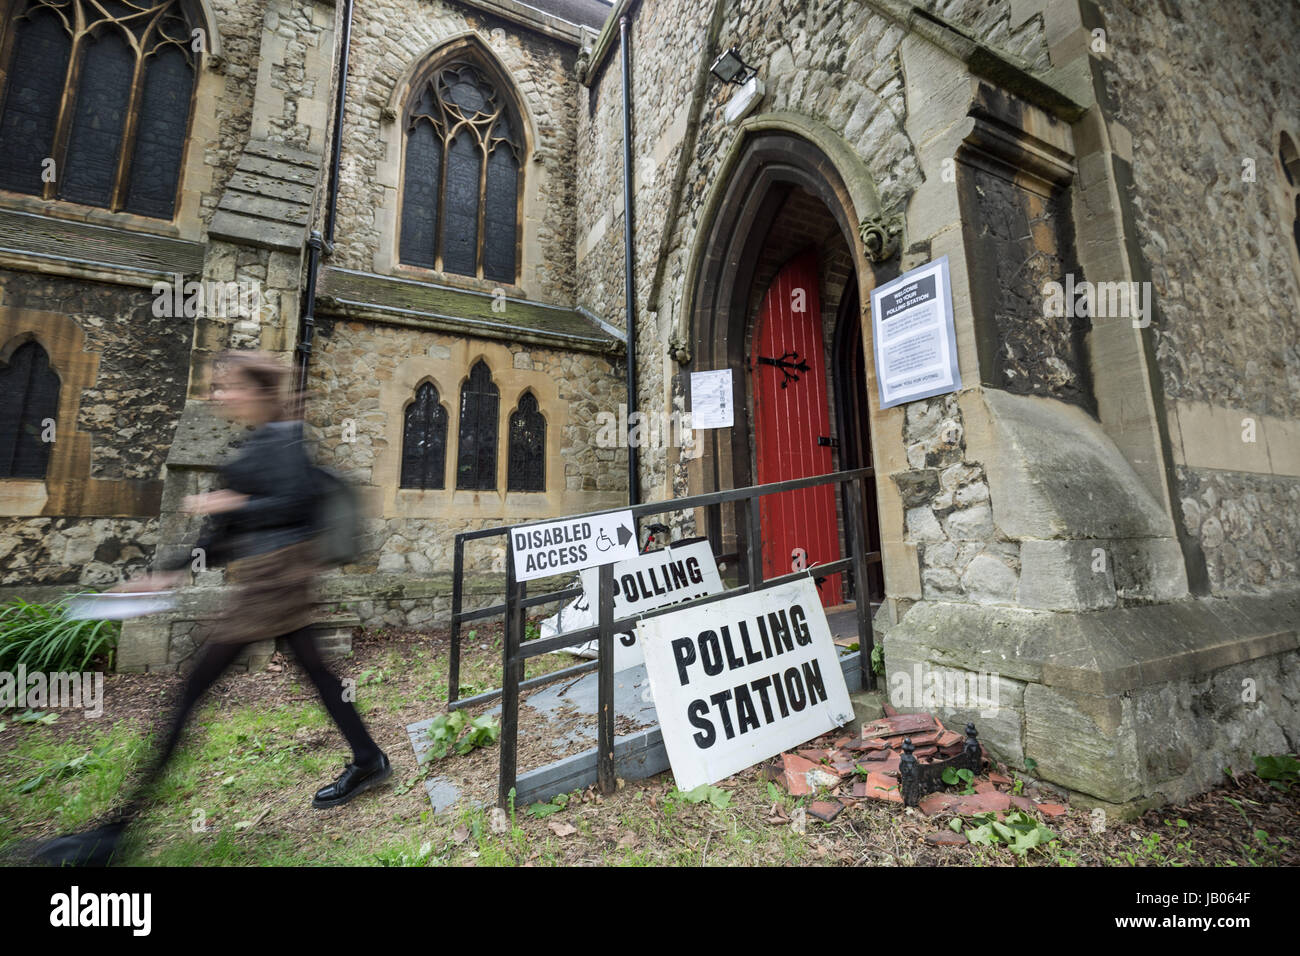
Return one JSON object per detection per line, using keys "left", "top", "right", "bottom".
{"left": 0, "top": 341, "right": 60, "bottom": 479}
{"left": 400, "top": 56, "right": 523, "bottom": 283}
{"left": 456, "top": 360, "right": 498, "bottom": 491}
{"left": 0, "top": 0, "right": 200, "bottom": 219}
{"left": 400, "top": 382, "right": 448, "bottom": 490}
{"left": 507, "top": 391, "right": 545, "bottom": 493}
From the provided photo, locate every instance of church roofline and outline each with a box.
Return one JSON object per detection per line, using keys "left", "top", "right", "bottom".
{"left": 452, "top": 0, "right": 611, "bottom": 46}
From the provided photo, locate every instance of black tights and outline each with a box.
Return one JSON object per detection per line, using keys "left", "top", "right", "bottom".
{"left": 117, "top": 626, "right": 380, "bottom": 821}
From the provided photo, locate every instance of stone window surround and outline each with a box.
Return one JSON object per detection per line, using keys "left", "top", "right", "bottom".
{"left": 1274, "top": 123, "right": 1300, "bottom": 290}
{"left": 0, "top": 0, "right": 224, "bottom": 244}
{"left": 0, "top": 307, "right": 162, "bottom": 518}
{"left": 375, "top": 339, "right": 567, "bottom": 522}
{"left": 372, "top": 32, "right": 547, "bottom": 301}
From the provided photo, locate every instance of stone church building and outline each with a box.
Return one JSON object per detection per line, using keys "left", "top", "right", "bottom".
{"left": 0, "top": 0, "right": 1297, "bottom": 813}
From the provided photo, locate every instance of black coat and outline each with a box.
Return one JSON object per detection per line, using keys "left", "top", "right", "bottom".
{"left": 158, "top": 420, "right": 317, "bottom": 572}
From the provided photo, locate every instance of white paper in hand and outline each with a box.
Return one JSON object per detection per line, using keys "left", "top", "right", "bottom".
{"left": 63, "top": 591, "right": 177, "bottom": 621}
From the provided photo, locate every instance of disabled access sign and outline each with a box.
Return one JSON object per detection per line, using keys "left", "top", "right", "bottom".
{"left": 511, "top": 509, "right": 639, "bottom": 582}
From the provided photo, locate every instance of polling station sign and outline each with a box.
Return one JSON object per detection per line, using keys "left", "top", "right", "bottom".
{"left": 578, "top": 539, "right": 725, "bottom": 671}
{"left": 511, "top": 510, "right": 639, "bottom": 582}
{"left": 637, "top": 577, "right": 854, "bottom": 791}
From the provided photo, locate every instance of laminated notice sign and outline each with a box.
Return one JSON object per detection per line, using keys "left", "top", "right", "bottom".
{"left": 870, "top": 256, "right": 961, "bottom": 409}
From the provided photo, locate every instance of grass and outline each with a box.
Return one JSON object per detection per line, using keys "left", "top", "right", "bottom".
{"left": 1, "top": 626, "right": 1296, "bottom": 867}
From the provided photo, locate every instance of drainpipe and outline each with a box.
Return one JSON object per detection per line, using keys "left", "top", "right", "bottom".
{"left": 620, "top": 13, "right": 639, "bottom": 507}
{"left": 296, "top": 0, "right": 353, "bottom": 396}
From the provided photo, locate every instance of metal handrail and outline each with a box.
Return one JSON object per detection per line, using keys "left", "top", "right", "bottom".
{"left": 446, "top": 467, "right": 880, "bottom": 807}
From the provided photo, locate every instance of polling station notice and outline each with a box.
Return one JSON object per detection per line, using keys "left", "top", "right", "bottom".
{"left": 637, "top": 577, "right": 854, "bottom": 791}
{"left": 578, "top": 539, "right": 725, "bottom": 671}
{"left": 511, "top": 510, "right": 639, "bottom": 582}
{"left": 870, "top": 255, "right": 960, "bottom": 409}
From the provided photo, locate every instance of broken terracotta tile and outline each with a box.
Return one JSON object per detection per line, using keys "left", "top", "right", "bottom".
{"left": 844, "top": 736, "right": 890, "bottom": 752}
{"left": 989, "top": 772, "right": 1012, "bottom": 786}
{"left": 833, "top": 736, "right": 851, "bottom": 749}
{"left": 911, "top": 746, "right": 937, "bottom": 758}
{"left": 858, "top": 752, "right": 901, "bottom": 776}
{"left": 882, "top": 702, "right": 899, "bottom": 717}
{"left": 1009, "top": 795, "right": 1037, "bottom": 813}
{"left": 831, "top": 761, "right": 858, "bottom": 776}
{"left": 918, "top": 792, "right": 959, "bottom": 816}
{"left": 777, "top": 754, "right": 819, "bottom": 796}
{"left": 860, "top": 713, "right": 937, "bottom": 740}
{"left": 1037, "top": 803, "right": 1068, "bottom": 818}
{"left": 808, "top": 800, "right": 844, "bottom": 823}
{"left": 925, "top": 830, "right": 969, "bottom": 846}
{"left": 908, "top": 731, "right": 940, "bottom": 747}
{"left": 974, "top": 780, "right": 997, "bottom": 794}
{"left": 936, "top": 730, "right": 963, "bottom": 748}
{"left": 797, "top": 748, "right": 830, "bottom": 764}
{"left": 951, "top": 791, "right": 1011, "bottom": 815}
{"left": 854, "top": 772, "right": 903, "bottom": 803}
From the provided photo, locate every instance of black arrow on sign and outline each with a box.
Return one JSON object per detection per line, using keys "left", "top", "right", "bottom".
{"left": 616, "top": 525, "right": 634, "bottom": 547}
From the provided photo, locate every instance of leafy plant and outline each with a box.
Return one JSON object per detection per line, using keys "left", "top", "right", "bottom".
{"left": 942, "top": 767, "right": 976, "bottom": 794}
{"left": 1223, "top": 794, "right": 1292, "bottom": 864}
{"left": 870, "top": 644, "right": 885, "bottom": 676}
{"left": 526, "top": 792, "right": 570, "bottom": 819}
{"left": 375, "top": 841, "right": 435, "bottom": 866}
{"left": 1251, "top": 753, "right": 1299, "bottom": 792}
{"left": 1011, "top": 776, "right": 1025, "bottom": 796}
{"left": 422, "top": 711, "right": 500, "bottom": 760}
{"left": 1024, "top": 757, "right": 1038, "bottom": 774}
{"left": 674, "top": 784, "right": 732, "bottom": 809}
{"left": 960, "top": 810, "right": 1058, "bottom": 856}
{"left": 0, "top": 596, "right": 120, "bottom": 672}
{"left": 12, "top": 709, "right": 58, "bottom": 725}
{"left": 524, "top": 621, "right": 541, "bottom": 642}
{"left": 15, "top": 744, "right": 114, "bottom": 794}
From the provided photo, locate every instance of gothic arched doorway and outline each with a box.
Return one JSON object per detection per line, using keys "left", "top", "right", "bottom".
{"left": 686, "top": 129, "right": 892, "bottom": 610}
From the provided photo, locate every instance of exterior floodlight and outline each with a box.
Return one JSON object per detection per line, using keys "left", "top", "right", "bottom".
{"left": 709, "top": 46, "right": 754, "bottom": 85}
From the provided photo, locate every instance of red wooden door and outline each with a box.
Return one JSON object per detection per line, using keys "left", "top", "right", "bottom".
{"left": 752, "top": 250, "right": 842, "bottom": 607}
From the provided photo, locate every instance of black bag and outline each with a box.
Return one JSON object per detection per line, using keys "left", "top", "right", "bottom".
{"left": 310, "top": 465, "right": 361, "bottom": 567}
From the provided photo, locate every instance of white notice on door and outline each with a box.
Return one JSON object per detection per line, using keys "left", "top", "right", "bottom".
{"left": 689, "top": 369, "right": 734, "bottom": 429}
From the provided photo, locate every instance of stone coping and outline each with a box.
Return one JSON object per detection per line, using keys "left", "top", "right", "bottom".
{"left": 0, "top": 208, "right": 205, "bottom": 284}
{"left": 316, "top": 267, "right": 624, "bottom": 355}
{"left": 883, "top": 589, "right": 1300, "bottom": 697}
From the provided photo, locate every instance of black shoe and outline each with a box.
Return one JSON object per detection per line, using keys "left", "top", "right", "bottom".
{"left": 312, "top": 752, "right": 392, "bottom": 809}
{"left": 32, "top": 821, "right": 128, "bottom": 867}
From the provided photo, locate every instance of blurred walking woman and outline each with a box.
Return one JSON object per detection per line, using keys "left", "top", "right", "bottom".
{"left": 35, "top": 351, "right": 389, "bottom": 866}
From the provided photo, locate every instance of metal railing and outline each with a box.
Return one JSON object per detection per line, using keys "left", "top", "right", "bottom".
{"left": 447, "top": 467, "right": 882, "bottom": 807}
